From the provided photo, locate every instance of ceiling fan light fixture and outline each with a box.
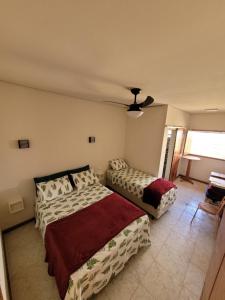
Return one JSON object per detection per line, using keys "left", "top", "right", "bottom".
{"left": 126, "top": 110, "right": 144, "bottom": 118}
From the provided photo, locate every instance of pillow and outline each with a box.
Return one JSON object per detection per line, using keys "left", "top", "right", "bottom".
{"left": 34, "top": 165, "right": 90, "bottom": 190}
{"left": 72, "top": 168, "right": 99, "bottom": 191}
{"left": 110, "top": 159, "right": 128, "bottom": 171}
{"left": 67, "top": 165, "right": 90, "bottom": 188}
{"left": 36, "top": 175, "right": 73, "bottom": 201}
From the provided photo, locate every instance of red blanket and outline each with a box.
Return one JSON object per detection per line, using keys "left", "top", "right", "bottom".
{"left": 143, "top": 178, "right": 176, "bottom": 209}
{"left": 45, "top": 192, "right": 146, "bottom": 299}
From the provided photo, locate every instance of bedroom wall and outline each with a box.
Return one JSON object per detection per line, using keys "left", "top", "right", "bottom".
{"left": 125, "top": 106, "right": 168, "bottom": 176}
{"left": 0, "top": 81, "right": 126, "bottom": 230}
{"left": 180, "top": 112, "right": 225, "bottom": 182}
{"left": 189, "top": 112, "right": 225, "bottom": 131}
{"left": 165, "top": 105, "right": 190, "bottom": 128}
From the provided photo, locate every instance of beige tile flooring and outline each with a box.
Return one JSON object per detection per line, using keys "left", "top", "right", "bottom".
{"left": 4, "top": 179, "right": 217, "bottom": 300}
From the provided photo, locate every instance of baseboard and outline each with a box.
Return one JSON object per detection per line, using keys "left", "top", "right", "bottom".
{"left": 2, "top": 218, "right": 35, "bottom": 234}
{"left": 178, "top": 174, "right": 208, "bottom": 185}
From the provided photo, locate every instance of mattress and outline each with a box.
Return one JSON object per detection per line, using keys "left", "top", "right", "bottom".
{"left": 106, "top": 167, "right": 176, "bottom": 218}
{"left": 35, "top": 183, "right": 151, "bottom": 300}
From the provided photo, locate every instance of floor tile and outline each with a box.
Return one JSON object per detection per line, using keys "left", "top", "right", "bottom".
{"left": 140, "top": 261, "right": 183, "bottom": 300}
{"left": 190, "top": 240, "right": 214, "bottom": 273}
{"left": 155, "top": 244, "right": 189, "bottom": 284}
{"left": 128, "top": 246, "right": 155, "bottom": 280}
{"left": 164, "top": 230, "right": 195, "bottom": 261}
{"left": 179, "top": 286, "right": 201, "bottom": 300}
{"left": 183, "top": 263, "right": 205, "bottom": 298}
{"left": 102, "top": 266, "right": 139, "bottom": 300}
{"left": 130, "top": 285, "right": 151, "bottom": 300}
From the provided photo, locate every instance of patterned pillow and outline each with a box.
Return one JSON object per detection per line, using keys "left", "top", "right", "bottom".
{"left": 36, "top": 176, "right": 73, "bottom": 201}
{"left": 72, "top": 168, "right": 99, "bottom": 191}
{"left": 110, "top": 159, "right": 128, "bottom": 171}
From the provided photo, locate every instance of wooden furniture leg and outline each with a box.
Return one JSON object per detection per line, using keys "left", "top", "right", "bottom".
{"left": 181, "top": 159, "right": 194, "bottom": 184}
{"left": 191, "top": 206, "right": 199, "bottom": 223}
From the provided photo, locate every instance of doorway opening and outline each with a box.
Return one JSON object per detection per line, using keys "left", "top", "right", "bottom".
{"left": 162, "top": 127, "right": 186, "bottom": 181}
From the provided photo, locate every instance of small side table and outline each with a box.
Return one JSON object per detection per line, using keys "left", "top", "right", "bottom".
{"left": 181, "top": 155, "right": 201, "bottom": 184}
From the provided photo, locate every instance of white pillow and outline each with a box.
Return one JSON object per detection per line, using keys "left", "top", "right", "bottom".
{"left": 36, "top": 175, "right": 73, "bottom": 201}
{"left": 72, "top": 168, "right": 99, "bottom": 191}
{"left": 110, "top": 159, "right": 128, "bottom": 171}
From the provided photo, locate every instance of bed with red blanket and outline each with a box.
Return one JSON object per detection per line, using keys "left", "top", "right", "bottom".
{"left": 106, "top": 166, "right": 177, "bottom": 219}
{"left": 35, "top": 182, "right": 150, "bottom": 300}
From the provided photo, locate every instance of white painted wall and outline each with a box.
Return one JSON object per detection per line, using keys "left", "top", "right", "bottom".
{"left": 125, "top": 106, "right": 168, "bottom": 176}
{"left": 165, "top": 106, "right": 190, "bottom": 128}
{"left": 180, "top": 156, "right": 225, "bottom": 182}
{"left": 0, "top": 81, "right": 126, "bottom": 229}
{"left": 180, "top": 112, "right": 225, "bottom": 182}
{"left": 190, "top": 113, "right": 225, "bottom": 131}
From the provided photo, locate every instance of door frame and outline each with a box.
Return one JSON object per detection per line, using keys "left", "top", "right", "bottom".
{"left": 169, "top": 127, "right": 187, "bottom": 181}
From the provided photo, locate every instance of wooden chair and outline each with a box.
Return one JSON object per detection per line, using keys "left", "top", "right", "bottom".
{"left": 191, "top": 197, "right": 225, "bottom": 224}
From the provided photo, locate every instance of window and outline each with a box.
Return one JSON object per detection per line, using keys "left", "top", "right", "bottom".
{"left": 184, "top": 130, "right": 225, "bottom": 160}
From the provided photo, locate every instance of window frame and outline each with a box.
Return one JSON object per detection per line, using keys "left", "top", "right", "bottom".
{"left": 184, "top": 129, "right": 225, "bottom": 162}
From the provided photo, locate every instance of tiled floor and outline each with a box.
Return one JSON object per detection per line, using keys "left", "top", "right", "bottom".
{"left": 4, "top": 179, "right": 217, "bottom": 300}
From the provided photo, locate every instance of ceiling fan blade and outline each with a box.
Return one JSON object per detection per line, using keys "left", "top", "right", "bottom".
{"left": 145, "top": 104, "right": 164, "bottom": 108}
{"left": 105, "top": 101, "right": 129, "bottom": 107}
{"left": 139, "top": 96, "right": 154, "bottom": 108}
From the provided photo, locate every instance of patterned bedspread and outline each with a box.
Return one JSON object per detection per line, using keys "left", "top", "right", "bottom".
{"left": 107, "top": 167, "right": 176, "bottom": 211}
{"left": 35, "top": 183, "right": 151, "bottom": 300}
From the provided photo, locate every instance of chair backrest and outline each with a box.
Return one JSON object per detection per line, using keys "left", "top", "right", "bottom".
{"left": 217, "top": 197, "right": 225, "bottom": 216}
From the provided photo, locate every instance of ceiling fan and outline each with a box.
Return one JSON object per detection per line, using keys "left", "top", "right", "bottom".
{"left": 108, "top": 88, "right": 154, "bottom": 118}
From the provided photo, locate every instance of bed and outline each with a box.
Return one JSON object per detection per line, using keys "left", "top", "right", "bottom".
{"left": 106, "top": 159, "right": 177, "bottom": 219}
{"left": 34, "top": 165, "right": 151, "bottom": 300}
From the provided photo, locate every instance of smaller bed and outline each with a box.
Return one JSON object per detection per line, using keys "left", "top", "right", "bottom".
{"left": 106, "top": 159, "right": 177, "bottom": 219}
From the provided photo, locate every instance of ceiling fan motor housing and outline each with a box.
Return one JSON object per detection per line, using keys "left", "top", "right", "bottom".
{"left": 130, "top": 88, "right": 141, "bottom": 96}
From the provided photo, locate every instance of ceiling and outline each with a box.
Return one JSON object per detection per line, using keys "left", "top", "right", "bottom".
{"left": 0, "top": 0, "right": 225, "bottom": 113}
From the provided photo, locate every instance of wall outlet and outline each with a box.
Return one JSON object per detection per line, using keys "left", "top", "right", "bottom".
{"left": 8, "top": 198, "right": 24, "bottom": 214}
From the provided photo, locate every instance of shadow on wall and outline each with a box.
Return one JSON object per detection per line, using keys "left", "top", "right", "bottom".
{"left": 0, "top": 179, "right": 35, "bottom": 230}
